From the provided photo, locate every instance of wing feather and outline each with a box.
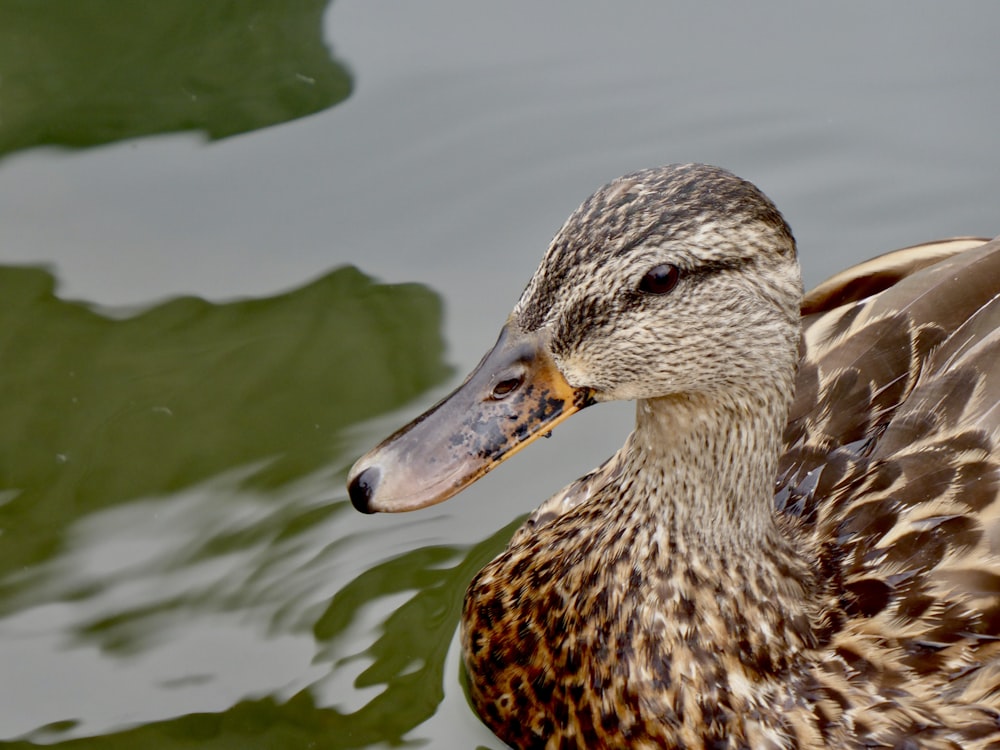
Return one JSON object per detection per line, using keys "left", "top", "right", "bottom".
{"left": 778, "top": 237, "right": 1000, "bottom": 713}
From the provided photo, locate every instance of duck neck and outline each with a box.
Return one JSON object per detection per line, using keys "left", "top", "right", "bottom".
{"left": 619, "top": 386, "right": 821, "bottom": 662}
{"left": 627, "top": 387, "right": 789, "bottom": 545}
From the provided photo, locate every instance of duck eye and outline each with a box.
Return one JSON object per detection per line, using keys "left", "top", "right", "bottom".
{"left": 638, "top": 264, "right": 681, "bottom": 295}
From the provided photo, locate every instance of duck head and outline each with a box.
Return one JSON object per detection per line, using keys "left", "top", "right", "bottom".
{"left": 348, "top": 163, "right": 802, "bottom": 513}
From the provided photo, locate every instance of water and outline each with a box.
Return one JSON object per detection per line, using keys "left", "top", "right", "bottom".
{"left": 0, "top": 2, "right": 998, "bottom": 748}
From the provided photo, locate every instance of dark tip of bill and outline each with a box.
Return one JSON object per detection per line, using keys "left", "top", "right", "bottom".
{"left": 348, "top": 466, "right": 380, "bottom": 514}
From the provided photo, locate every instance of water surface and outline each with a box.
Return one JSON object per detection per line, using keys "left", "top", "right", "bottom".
{"left": 1, "top": 2, "right": 998, "bottom": 748}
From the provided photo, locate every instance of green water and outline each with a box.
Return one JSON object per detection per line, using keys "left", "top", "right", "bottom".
{"left": 0, "top": 264, "right": 446, "bottom": 588}
{"left": 0, "top": 0, "right": 350, "bottom": 155}
{"left": 1, "top": 1, "right": 998, "bottom": 748}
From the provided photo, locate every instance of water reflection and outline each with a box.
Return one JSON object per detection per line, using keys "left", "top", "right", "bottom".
{"left": 312, "top": 517, "right": 519, "bottom": 747}
{"left": 0, "top": 265, "right": 510, "bottom": 747}
{"left": 0, "top": 0, "right": 352, "bottom": 159}
{"left": 0, "top": 264, "right": 447, "bottom": 595}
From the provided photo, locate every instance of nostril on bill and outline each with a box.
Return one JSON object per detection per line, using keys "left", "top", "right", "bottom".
{"left": 348, "top": 466, "right": 381, "bottom": 514}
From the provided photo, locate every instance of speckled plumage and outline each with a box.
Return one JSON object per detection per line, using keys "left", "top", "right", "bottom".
{"left": 349, "top": 165, "right": 1000, "bottom": 749}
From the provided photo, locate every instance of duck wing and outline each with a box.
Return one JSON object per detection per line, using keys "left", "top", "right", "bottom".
{"left": 778, "top": 236, "right": 1000, "bottom": 711}
{"left": 800, "top": 237, "right": 990, "bottom": 315}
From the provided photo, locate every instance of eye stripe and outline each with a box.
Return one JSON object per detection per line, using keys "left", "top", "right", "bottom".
{"left": 686, "top": 257, "right": 751, "bottom": 280}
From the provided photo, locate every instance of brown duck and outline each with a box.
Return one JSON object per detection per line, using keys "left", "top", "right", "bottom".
{"left": 348, "top": 164, "right": 1000, "bottom": 749}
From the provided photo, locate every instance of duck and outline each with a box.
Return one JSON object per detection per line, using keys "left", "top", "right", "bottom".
{"left": 347, "top": 164, "right": 1000, "bottom": 749}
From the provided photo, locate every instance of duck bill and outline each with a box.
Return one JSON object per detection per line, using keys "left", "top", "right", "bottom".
{"left": 348, "top": 324, "right": 593, "bottom": 513}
